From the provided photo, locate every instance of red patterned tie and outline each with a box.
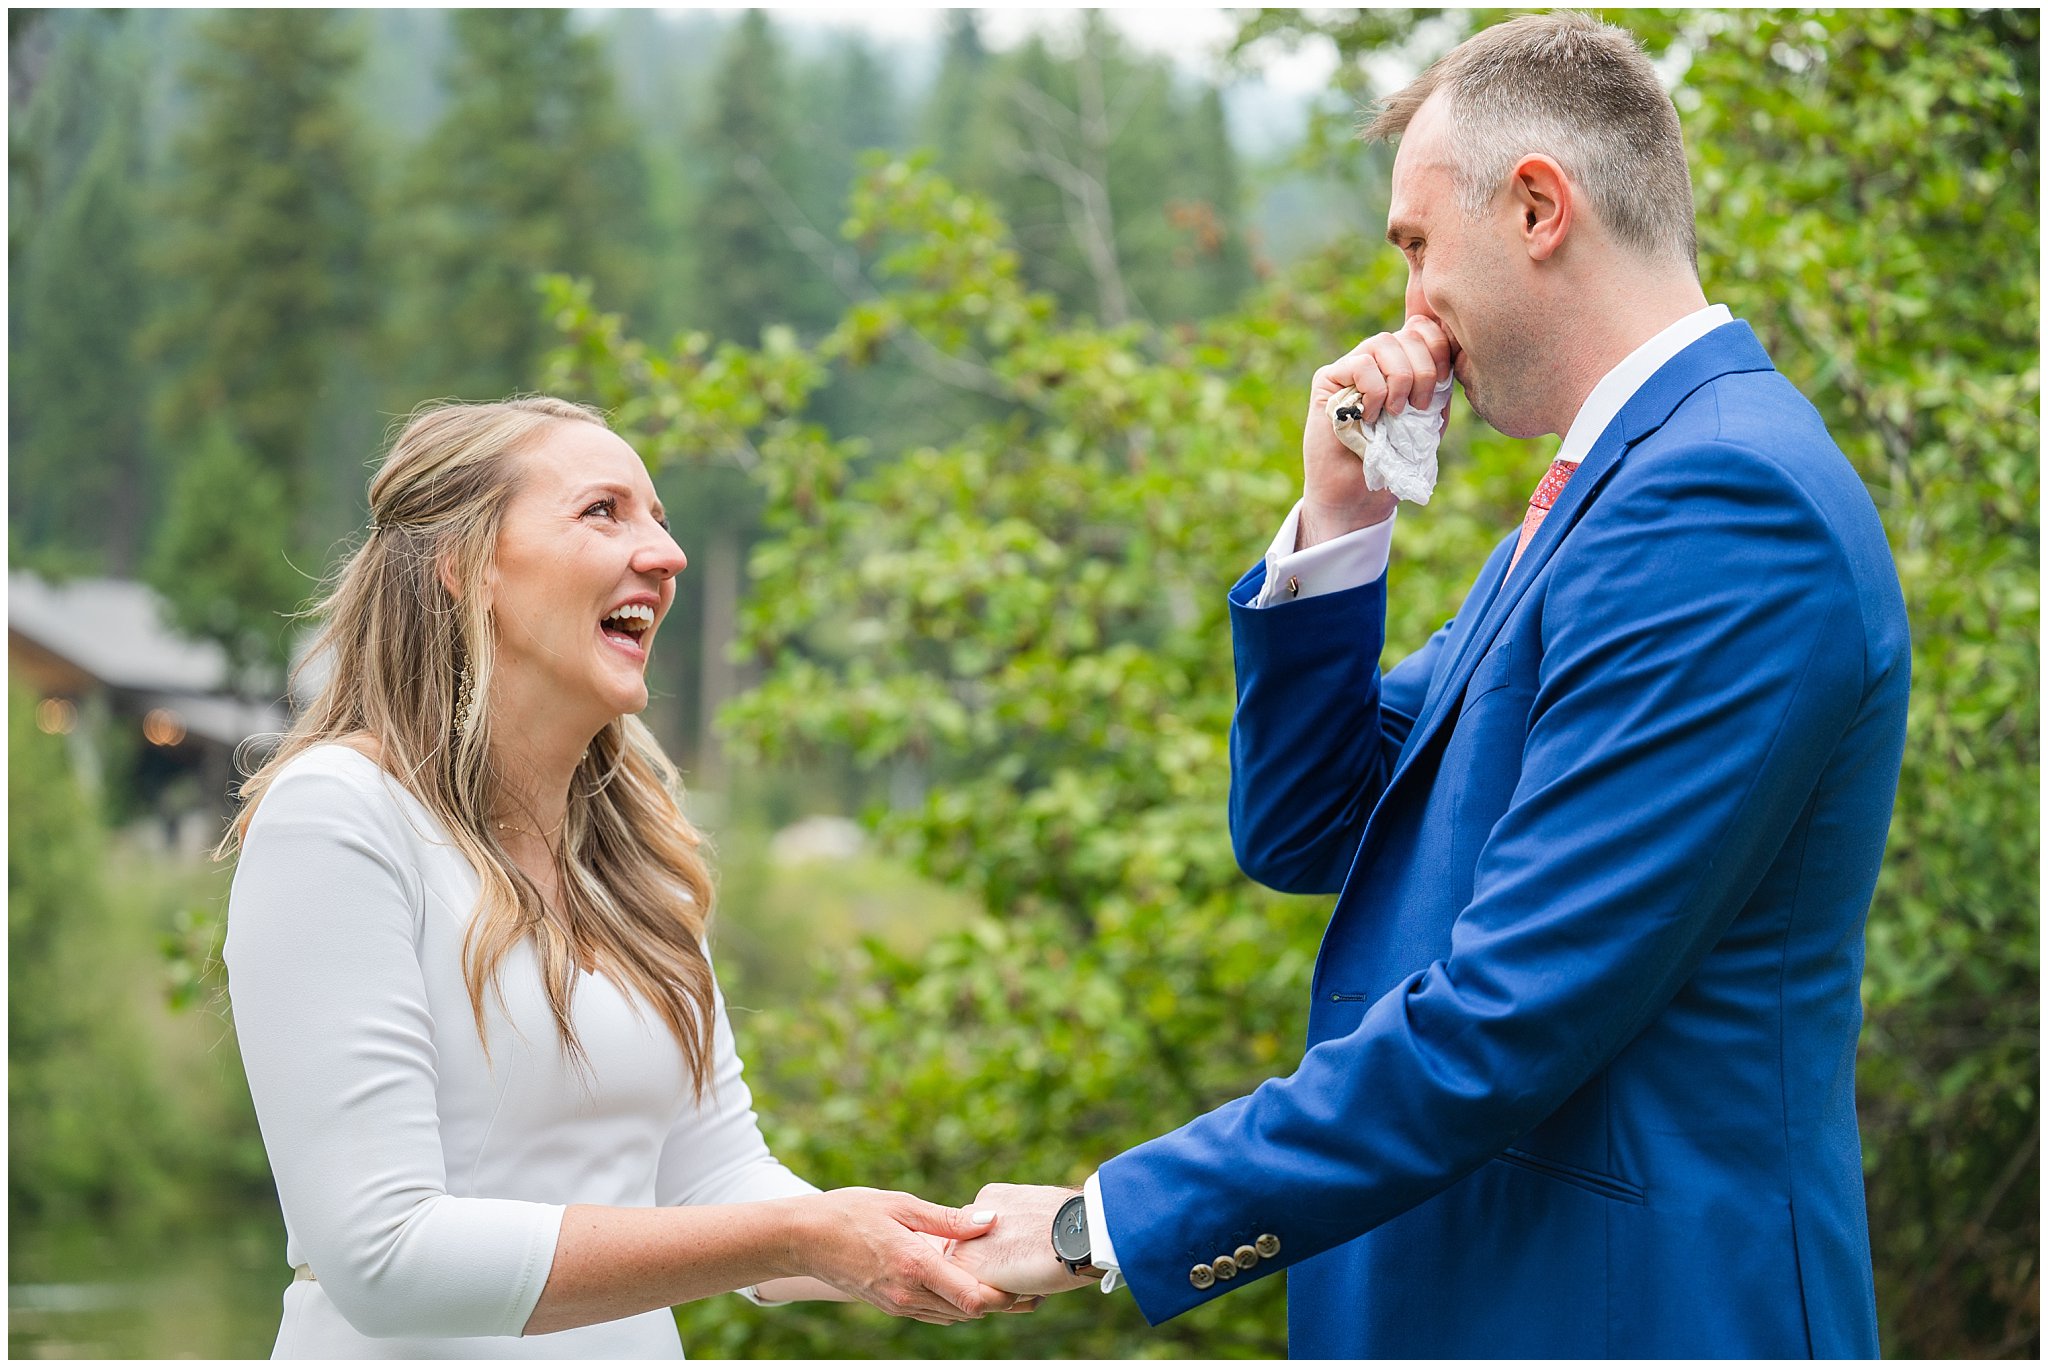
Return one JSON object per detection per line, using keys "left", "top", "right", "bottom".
{"left": 1506, "top": 458, "right": 1577, "bottom": 577}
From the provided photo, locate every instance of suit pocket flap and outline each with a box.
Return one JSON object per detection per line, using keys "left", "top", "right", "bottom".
{"left": 1463, "top": 637, "right": 1518, "bottom": 703}
{"left": 1494, "top": 1147, "right": 1645, "bottom": 1205}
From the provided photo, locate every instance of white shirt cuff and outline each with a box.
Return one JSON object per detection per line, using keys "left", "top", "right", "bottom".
{"left": 1083, "top": 1172, "right": 1123, "bottom": 1294}
{"left": 1251, "top": 500, "right": 1397, "bottom": 606}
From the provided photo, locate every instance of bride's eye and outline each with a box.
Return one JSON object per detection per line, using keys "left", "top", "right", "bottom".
{"left": 583, "top": 498, "right": 618, "bottom": 520}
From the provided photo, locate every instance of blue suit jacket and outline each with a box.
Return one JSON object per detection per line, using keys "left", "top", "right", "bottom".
{"left": 1097, "top": 322, "right": 1909, "bottom": 1357}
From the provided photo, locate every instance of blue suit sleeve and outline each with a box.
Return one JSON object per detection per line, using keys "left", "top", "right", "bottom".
{"left": 1106, "top": 446, "right": 1868, "bottom": 1323}
{"left": 1226, "top": 559, "right": 1451, "bottom": 895}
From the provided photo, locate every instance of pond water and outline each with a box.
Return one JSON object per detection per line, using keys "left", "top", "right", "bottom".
{"left": 10, "top": 1210, "right": 291, "bottom": 1359}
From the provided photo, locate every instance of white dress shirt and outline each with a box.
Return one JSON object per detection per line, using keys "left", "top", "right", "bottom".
{"left": 1082, "top": 303, "right": 1733, "bottom": 1290}
{"left": 225, "top": 744, "right": 818, "bottom": 1356}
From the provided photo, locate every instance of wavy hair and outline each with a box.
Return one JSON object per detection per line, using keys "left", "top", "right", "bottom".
{"left": 219, "top": 396, "right": 718, "bottom": 1093}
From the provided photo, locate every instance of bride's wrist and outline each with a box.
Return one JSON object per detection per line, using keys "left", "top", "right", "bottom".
{"left": 761, "top": 1196, "right": 819, "bottom": 1282}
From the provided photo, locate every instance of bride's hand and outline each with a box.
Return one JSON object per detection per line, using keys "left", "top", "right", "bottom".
{"left": 794, "top": 1188, "right": 1022, "bottom": 1324}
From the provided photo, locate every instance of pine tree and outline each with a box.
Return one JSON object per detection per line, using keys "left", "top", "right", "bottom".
{"left": 659, "top": 13, "right": 857, "bottom": 782}
{"left": 1184, "top": 87, "right": 1257, "bottom": 304}
{"left": 600, "top": 8, "right": 728, "bottom": 342}
{"left": 683, "top": 10, "right": 828, "bottom": 343}
{"left": 922, "top": 12, "right": 991, "bottom": 183}
{"left": 148, "top": 10, "right": 371, "bottom": 512}
{"left": 1101, "top": 63, "right": 1253, "bottom": 321}
{"left": 8, "top": 11, "right": 154, "bottom": 573}
{"left": 793, "top": 35, "right": 902, "bottom": 236}
{"left": 390, "top": 9, "right": 648, "bottom": 402}
{"left": 145, "top": 419, "right": 307, "bottom": 683}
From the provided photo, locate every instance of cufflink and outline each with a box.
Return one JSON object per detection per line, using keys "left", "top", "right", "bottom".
{"left": 1285, "top": 574, "right": 1301, "bottom": 598}
{"left": 1189, "top": 1262, "right": 1216, "bottom": 1289}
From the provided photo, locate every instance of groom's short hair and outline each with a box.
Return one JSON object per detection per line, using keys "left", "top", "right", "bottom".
{"left": 1362, "top": 10, "right": 1698, "bottom": 273}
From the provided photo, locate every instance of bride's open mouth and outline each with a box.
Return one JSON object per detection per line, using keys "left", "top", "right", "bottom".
{"left": 599, "top": 604, "right": 653, "bottom": 659}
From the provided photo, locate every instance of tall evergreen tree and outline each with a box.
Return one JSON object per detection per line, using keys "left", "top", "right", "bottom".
{"left": 1184, "top": 87, "right": 1257, "bottom": 301}
{"left": 665, "top": 13, "right": 850, "bottom": 782}
{"left": 684, "top": 10, "right": 828, "bottom": 343}
{"left": 922, "top": 12, "right": 991, "bottom": 183}
{"left": 8, "top": 11, "right": 154, "bottom": 572}
{"left": 793, "top": 35, "right": 902, "bottom": 234}
{"left": 148, "top": 9, "right": 370, "bottom": 511}
{"left": 601, "top": 8, "right": 727, "bottom": 341}
{"left": 1102, "top": 65, "right": 1252, "bottom": 321}
{"left": 9, "top": 11, "right": 61, "bottom": 254}
{"left": 145, "top": 420, "right": 305, "bottom": 682}
{"left": 391, "top": 8, "right": 648, "bottom": 401}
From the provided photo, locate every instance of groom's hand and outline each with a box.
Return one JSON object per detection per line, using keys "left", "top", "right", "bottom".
{"left": 1299, "top": 316, "right": 1451, "bottom": 548}
{"left": 943, "top": 1183, "right": 1100, "bottom": 1297}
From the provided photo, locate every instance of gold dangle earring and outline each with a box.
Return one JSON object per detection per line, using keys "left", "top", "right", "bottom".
{"left": 455, "top": 653, "right": 478, "bottom": 738}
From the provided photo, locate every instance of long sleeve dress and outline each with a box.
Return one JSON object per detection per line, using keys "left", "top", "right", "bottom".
{"left": 224, "top": 743, "right": 817, "bottom": 1358}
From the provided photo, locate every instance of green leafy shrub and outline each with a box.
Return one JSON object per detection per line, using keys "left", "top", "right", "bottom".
{"left": 8, "top": 684, "right": 177, "bottom": 1226}
{"left": 8, "top": 685, "right": 271, "bottom": 1237}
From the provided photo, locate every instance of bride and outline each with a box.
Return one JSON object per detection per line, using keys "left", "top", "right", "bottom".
{"left": 220, "top": 396, "right": 1024, "bottom": 1357}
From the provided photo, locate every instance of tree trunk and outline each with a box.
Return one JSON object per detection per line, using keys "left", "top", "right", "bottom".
{"left": 694, "top": 519, "right": 740, "bottom": 791}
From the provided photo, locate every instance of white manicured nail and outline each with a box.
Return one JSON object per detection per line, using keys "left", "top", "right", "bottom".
{"left": 970, "top": 1210, "right": 995, "bottom": 1225}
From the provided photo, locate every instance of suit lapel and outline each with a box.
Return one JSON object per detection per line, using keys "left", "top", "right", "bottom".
{"left": 1392, "top": 321, "right": 1778, "bottom": 777}
{"left": 1423, "top": 532, "right": 1517, "bottom": 705}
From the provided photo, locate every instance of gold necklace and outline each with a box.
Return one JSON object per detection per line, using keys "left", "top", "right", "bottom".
{"left": 494, "top": 815, "right": 566, "bottom": 842}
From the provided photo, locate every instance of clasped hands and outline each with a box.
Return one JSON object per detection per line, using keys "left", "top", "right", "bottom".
{"left": 804, "top": 1182, "right": 1097, "bottom": 1326}
{"left": 944, "top": 1183, "right": 1103, "bottom": 1298}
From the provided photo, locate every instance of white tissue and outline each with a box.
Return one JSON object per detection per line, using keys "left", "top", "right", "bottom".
{"left": 1326, "top": 376, "right": 1454, "bottom": 505}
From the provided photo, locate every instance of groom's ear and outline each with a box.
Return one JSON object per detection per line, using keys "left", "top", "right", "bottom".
{"left": 1510, "top": 153, "right": 1572, "bottom": 262}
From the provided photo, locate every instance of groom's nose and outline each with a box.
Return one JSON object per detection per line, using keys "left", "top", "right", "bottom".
{"left": 1404, "top": 273, "right": 1435, "bottom": 328}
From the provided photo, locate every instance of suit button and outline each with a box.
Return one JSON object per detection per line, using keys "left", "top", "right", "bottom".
{"left": 1213, "top": 1254, "right": 1239, "bottom": 1280}
{"left": 1234, "top": 1243, "right": 1259, "bottom": 1268}
{"left": 1189, "top": 1263, "right": 1215, "bottom": 1290}
{"left": 1255, "top": 1233, "right": 1281, "bottom": 1259}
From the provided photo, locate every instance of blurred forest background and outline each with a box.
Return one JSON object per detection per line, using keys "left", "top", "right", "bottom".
{"left": 8, "top": 6, "right": 2038, "bottom": 1359}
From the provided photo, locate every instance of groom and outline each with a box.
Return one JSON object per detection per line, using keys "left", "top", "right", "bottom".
{"left": 951, "top": 11, "right": 1908, "bottom": 1358}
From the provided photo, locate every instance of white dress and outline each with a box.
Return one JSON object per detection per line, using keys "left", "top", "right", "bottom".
{"left": 224, "top": 743, "right": 818, "bottom": 1359}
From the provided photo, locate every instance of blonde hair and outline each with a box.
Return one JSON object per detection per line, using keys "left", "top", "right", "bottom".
{"left": 1361, "top": 10, "right": 1698, "bottom": 272}
{"left": 220, "top": 396, "right": 719, "bottom": 1093}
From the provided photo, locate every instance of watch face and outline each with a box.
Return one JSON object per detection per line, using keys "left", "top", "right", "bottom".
{"left": 1051, "top": 1195, "right": 1090, "bottom": 1262}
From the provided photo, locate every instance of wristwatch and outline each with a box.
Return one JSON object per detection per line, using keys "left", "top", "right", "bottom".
{"left": 1051, "top": 1193, "right": 1103, "bottom": 1278}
